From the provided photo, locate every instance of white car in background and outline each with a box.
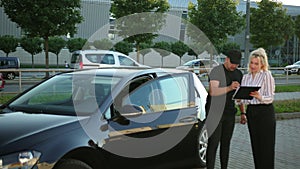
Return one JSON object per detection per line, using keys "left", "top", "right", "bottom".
{"left": 176, "top": 59, "right": 219, "bottom": 76}
{"left": 70, "top": 50, "right": 149, "bottom": 69}
{"left": 284, "top": 61, "right": 300, "bottom": 75}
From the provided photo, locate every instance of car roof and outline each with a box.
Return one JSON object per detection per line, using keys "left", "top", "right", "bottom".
{"left": 65, "top": 67, "right": 189, "bottom": 78}
{"left": 294, "top": 61, "right": 300, "bottom": 64}
{"left": 184, "top": 59, "right": 217, "bottom": 65}
{"left": 72, "top": 49, "right": 127, "bottom": 56}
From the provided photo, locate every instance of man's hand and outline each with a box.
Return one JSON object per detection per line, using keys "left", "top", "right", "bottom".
{"left": 240, "top": 114, "right": 247, "bottom": 124}
{"left": 230, "top": 81, "right": 240, "bottom": 91}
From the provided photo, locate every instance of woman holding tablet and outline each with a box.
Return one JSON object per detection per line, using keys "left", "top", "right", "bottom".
{"left": 238, "top": 47, "right": 275, "bottom": 169}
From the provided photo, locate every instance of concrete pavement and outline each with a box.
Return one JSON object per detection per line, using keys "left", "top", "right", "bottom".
{"left": 212, "top": 92, "right": 300, "bottom": 169}
{"left": 214, "top": 118, "right": 300, "bottom": 169}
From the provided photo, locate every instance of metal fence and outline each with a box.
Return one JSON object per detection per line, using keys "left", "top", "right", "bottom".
{"left": 0, "top": 67, "right": 299, "bottom": 95}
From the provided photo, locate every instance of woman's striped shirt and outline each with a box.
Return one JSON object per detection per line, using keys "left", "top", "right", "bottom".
{"left": 240, "top": 70, "right": 275, "bottom": 105}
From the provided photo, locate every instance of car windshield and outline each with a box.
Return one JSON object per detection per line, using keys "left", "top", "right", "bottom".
{"left": 293, "top": 61, "right": 300, "bottom": 65}
{"left": 183, "top": 60, "right": 198, "bottom": 66}
{"left": 8, "top": 74, "right": 121, "bottom": 116}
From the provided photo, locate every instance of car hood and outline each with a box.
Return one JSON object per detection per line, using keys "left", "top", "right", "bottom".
{"left": 176, "top": 65, "right": 189, "bottom": 69}
{"left": 285, "top": 65, "right": 299, "bottom": 68}
{"left": 0, "top": 112, "right": 88, "bottom": 150}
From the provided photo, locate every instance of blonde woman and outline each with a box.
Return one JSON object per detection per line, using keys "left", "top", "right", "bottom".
{"left": 239, "top": 48, "right": 276, "bottom": 169}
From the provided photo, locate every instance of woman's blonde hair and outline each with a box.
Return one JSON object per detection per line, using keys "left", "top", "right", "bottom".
{"left": 247, "top": 47, "right": 269, "bottom": 72}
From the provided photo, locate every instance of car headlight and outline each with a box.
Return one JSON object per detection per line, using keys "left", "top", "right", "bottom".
{"left": 0, "top": 150, "right": 41, "bottom": 169}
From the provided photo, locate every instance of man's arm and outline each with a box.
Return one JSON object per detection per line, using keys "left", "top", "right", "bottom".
{"left": 209, "top": 80, "right": 240, "bottom": 96}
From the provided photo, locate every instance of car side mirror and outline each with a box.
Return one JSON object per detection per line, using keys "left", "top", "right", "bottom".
{"left": 110, "top": 104, "right": 145, "bottom": 125}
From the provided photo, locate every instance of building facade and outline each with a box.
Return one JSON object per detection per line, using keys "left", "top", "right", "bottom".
{"left": 0, "top": 0, "right": 299, "bottom": 66}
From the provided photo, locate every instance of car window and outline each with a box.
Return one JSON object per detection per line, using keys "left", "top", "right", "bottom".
{"left": 9, "top": 74, "right": 121, "bottom": 115}
{"left": 157, "top": 74, "right": 190, "bottom": 110}
{"left": 71, "top": 54, "right": 80, "bottom": 64}
{"left": 101, "top": 54, "right": 115, "bottom": 64}
{"left": 199, "top": 61, "right": 204, "bottom": 66}
{"left": 119, "top": 74, "right": 190, "bottom": 114}
{"left": 8, "top": 60, "right": 16, "bottom": 66}
{"left": 118, "top": 55, "right": 135, "bottom": 66}
{"left": 85, "top": 54, "right": 115, "bottom": 64}
{"left": 0, "top": 60, "right": 7, "bottom": 66}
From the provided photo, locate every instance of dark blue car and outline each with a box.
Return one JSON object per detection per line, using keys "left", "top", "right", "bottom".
{"left": 0, "top": 67, "right": 208, "bottom": 169}
{"left": 0, "top": 57, "right": 20, "bottom": 80}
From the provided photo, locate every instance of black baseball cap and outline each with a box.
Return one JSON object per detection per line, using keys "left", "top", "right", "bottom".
{"left": 225, "top": 49, "right": 242, "bottom": 65}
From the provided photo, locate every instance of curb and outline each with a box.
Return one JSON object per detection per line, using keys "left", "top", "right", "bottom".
{"left": 235, "top": 112, "right": 300, "bottom": 123}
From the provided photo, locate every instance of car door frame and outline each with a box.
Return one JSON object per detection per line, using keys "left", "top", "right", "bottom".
{"left": 102, "top": 72, "right": 199, "bottom": 168}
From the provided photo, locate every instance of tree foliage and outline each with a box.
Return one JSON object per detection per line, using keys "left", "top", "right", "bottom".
{"left": 171, "top": 41, "right": 189, "bottom": 65}
{"left": 48, "top": 37, "right": 66, "bottom": 67}
{"left": 20, "top": 37, "right": 43, "bottom": 68}
{"left": 139, "top": 42, "right": 152, "bottom": 64}
{"left": 217, "top": 42, "right": 240, "bottom": 54}
{"left": 139, "top": 42, "right": 152, "bottom": 56}
{"left": 114, "top": 41, "right": 133, "bottom": 55}
{"left": 0, "top": 35, "right": 19, "bottom": 56}
{"left": 153, "top": 41, "right": 171, "bottom": 57}
{"left": 188, "top": 0, "right": 244, "bottom": 49}
{"left": 66, "top": 38, "right": 87, "bottom": 53}
{"left": 153, "top": 41, "right": 171, "bottom": 66}
{"left": 93, "top": 39, "right": 113, "bottom": 50}
{"left": 295, "top": 15, "right": 300, "bottom": 40}
{"left": 0, "top": 0, "right": 83, "bottom": 69}
{"left": 250, "top": 0, "right": 294, "bottom": 49}
{"left": 110, "top": 0, "right": 170, "bottom": 62}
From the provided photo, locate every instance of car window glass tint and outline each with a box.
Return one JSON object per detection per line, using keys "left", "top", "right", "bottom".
{"left": 101, "top": 54, "right": 115, "bottom": 64}
{"left": 8, "top": 60, "right": 16, "bottom": 66}
{"left": 157, "top": 75, "right": 189, "bottom": 110}
{"left": 118, "top": 55, "right": 135, "bottom": 66}
{"left": 121, "top": 74, "right": 190, "bottom": 113}
{"left": 71, "top": 54, "right": 80, "bottom": 63}
{"left": 86, "top": 54, "right": 101, "bottom": 63}
{"left": 122, "top": 78, "right": 154, "bottom": 113}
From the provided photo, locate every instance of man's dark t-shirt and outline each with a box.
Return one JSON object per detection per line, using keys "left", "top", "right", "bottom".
{"left": 205, "top": 64, "right": 243, "bottom": 115}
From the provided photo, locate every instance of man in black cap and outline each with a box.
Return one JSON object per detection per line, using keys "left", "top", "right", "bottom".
{"left": 205, "top": 49, "right": 245, "bottom": 169}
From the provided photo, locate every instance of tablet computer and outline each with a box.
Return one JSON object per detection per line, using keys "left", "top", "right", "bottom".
{"left": 232, "top": 86, "right": 261, "bottom": 100}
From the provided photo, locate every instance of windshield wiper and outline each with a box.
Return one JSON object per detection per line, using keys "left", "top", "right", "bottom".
{"left": 0, "top": 104, "right": 16, "bottom": 113}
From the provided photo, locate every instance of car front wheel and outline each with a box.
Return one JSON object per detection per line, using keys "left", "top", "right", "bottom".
{"left": 195, "top": 122, "right": 208, "bottom": 168}
{"left": 53, "top": 159, "right": 92, "bottom": 169}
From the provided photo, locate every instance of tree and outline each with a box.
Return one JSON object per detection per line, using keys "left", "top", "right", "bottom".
{"left": 66, "top": 38, "right": 88, "bottom": 53}
{"left": 153, "top": 41, "right": 171, "bottom": 66}
{"left": 114, "top": 41, "right": 133, "bottom": 55}
{"left": 0, "top": 0, "right": 83, "bottom": 71}
{"left": 250, "top": 0, "right": 294, "bottom": 49}
{"left": 93, "top": 39, "right": 113, "bottom": 50}
{"left": 188, "top": 0, "right": 244, "bottom": 50}
{"left": 48, "top": 37, "right": 66, "bottom": 68}
{"left": 294, "top": 15, "right": 300, "bottom": 40}
{"left": 110, "top": 0, "right": 170, "bottom": 62}
{"left": 217, "top": 42, "right": 241, "bottom": 54}
{"left": 0, "top": 35, "right": 19, "bottom": 56}
{"left": 171, "top": 41, "right": 189, "bottom": 66}
{"left": 139, "top": 42, "right": 152, "bottom": 64}
{"left": 20, "top": 37, "right": 43, "bottom": 68}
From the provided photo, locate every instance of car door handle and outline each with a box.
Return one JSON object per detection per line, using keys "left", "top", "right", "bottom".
{"left": 179, "top": 116, "right": 197, "bottom": 123}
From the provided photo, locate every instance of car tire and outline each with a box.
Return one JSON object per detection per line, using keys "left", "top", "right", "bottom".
{"left": 297, "top": 69, "right": 300, "bottom": 75}
{"left": 194, "top": 122, "right": 208, "bottom": 168}
{"left": 53, "top": 159, "right": 92, "bottom": 169}
{"left": 6, "top": 72, "right": 15, "bottom": 80}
